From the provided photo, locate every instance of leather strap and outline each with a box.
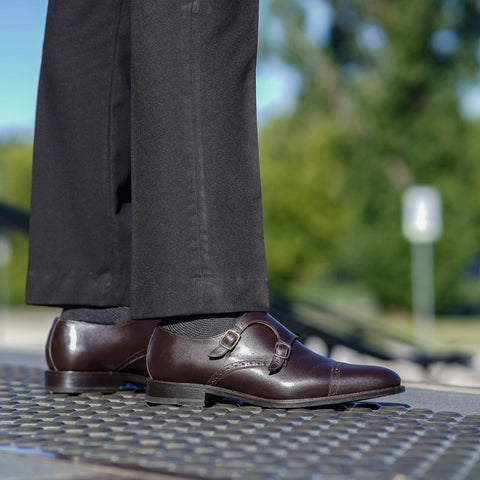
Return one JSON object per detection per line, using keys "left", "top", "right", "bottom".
{"left": 208, "top": 313, "right": 297, "bottom": 373}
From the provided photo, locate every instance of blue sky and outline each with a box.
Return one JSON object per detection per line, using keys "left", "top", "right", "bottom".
{"left": 0, "top": 1, "right": 299, "bottom": 137}
{"left": 0, "top": 0, "right": 49, "bottom": 135}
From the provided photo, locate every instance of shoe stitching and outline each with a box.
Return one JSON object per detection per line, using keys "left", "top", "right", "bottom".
{"left": 328, "top": 362, "right": 342, "bottom": 397}
{"left": 207, "top": 360, "right": 270, "bottom": 386}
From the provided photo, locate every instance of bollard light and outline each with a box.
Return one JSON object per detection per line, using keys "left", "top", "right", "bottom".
{"left": 402, "top": 186, "right": 443, "bottom": 347}
{"left": 402, "top": 186, "right": 443, "bottom": 244}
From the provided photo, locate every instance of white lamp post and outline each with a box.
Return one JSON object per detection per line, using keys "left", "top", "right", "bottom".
{"left": 402, "top": 186, "right": 443, "bottom": 346}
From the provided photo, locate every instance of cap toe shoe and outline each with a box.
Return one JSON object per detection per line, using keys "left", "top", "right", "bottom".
{"left": 146, "top": 312, "right": 404, "bottom": 408}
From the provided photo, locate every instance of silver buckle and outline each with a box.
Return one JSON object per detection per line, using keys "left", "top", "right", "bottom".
{"left": 274, "top": 341, "right": 291, "bottom": 360}
{"left": 219, "top": 329, "right": 241, "bottom": 351}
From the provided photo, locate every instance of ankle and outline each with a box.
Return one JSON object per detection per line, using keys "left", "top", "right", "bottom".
{"left": 160, "top": 312, "right": 243, "bottom": 337}
{"left": 61, "top": 306, "right": 131, "bottom": 325}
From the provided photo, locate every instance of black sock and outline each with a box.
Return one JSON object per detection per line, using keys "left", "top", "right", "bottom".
{"left": 161, "top": 313, "right": 241, "bottom": 337}
{"left": 61, "top": 306, "right": 131, "bottom": 325}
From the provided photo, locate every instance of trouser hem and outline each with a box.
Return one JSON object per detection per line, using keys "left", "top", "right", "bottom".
{"left": 131, "top": 278, "right": 270, "bottom": 318}
{"left": 26, "top": 271, "right": 131, "bottom": 307}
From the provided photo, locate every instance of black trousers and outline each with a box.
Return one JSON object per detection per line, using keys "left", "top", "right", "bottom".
{"left": 26, "top": 0, "right": 269, "bottom": 319}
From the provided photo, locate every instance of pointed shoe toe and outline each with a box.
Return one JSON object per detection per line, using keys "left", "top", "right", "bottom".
{"left": 325, "top": 363, "right": 403, "bottom": 402}
{"left": 145, "top": 312, "right": 404, "bottom": 408}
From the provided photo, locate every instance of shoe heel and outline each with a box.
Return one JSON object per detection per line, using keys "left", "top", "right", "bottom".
{"left": 45, "top": 370, "right": 123, "bottom": 394}
{"left": 145, "top": 379, "right": 209, "bottom": 406}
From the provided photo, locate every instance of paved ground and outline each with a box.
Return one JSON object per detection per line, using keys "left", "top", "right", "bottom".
{"left": 1, "top": 307, "right": 480, "bottom": 479}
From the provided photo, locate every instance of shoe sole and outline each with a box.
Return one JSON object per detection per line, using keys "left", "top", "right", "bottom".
{"left": 44, "top": 370, "right": 148, "bottom": 394}
{"left": 145, "top": 379, "right": 405, "bottom": 409}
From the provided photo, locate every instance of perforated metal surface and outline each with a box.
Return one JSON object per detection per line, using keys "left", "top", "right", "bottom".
{"left": 0, "top": 364, "right": 479, "bottom": 479}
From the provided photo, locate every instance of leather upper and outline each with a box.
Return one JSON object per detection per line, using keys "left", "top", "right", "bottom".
{"left": 147, "top": 312, "right": 402, "bottom": 401}
{"left": 46, "top": 318, "right": 160, "bottom": 374}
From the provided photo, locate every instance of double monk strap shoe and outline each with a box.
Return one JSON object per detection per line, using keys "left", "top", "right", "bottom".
{"left": 145, "top": 312, "right": 404, "bottom": 408}
{"left": 45, "top": 318, "right": 160, "bottom": 393}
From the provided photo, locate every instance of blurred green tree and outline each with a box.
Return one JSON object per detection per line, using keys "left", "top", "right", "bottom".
{"left": 260, "top": 0, "right": 480, "bottom": 309}
{"left": 0, "top": 142, "right": 32, "bottom": 305}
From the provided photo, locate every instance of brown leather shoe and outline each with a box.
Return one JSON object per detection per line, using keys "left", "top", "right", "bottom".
{"left": 45, "top": 317, "right": 160, "bottom": 393}
{"left": 145, "top": 312, "right": 404, "bottom": 408}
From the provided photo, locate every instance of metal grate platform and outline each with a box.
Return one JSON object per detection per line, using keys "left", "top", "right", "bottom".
{"left": 0, "top": 364, "right": 479, "bottom": 479}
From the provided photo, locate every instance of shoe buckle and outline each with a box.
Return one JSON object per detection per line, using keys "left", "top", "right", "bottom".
{"left": 274, "top": 340, "right": 291, "bottom": 360}
{"left": 219, "top": 329, "right": 241, "bottom": 351}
